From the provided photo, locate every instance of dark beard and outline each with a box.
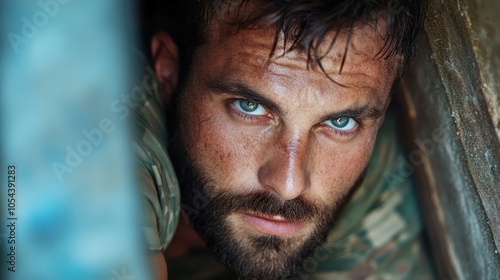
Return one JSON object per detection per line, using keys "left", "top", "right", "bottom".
{"left": 170, "top": 134, "right": 365, "bottom": 279}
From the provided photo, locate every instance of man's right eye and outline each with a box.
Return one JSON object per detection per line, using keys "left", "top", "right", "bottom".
{"left": 234, "top": 100, "right": 267, "bottom": 115}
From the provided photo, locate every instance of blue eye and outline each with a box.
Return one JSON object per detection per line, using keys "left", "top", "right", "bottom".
{"left": 326, "top": 117, "right": 357, "bottom": 131}
{"left": 234, "top": 100, "right": 267, "bottom": 115}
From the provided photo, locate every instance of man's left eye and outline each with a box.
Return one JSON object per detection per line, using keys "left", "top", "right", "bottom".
{"left": 326, "top": 117, "right": 357, "bottom": 131}
{"left": 234, "top": 100, "right": 267, "bottom": 115}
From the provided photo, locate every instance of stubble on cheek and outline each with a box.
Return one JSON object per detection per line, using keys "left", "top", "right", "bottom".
{"left": 177, "top": 91, "right": 254, "bottom": 195}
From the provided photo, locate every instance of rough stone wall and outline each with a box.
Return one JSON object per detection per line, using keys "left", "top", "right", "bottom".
{"left": 396, "top": 0, "right": 500, "bottom": 278}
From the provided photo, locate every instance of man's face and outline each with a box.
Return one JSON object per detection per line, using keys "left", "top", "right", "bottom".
{"left": 171, "top": 19, "right": 398, "bottom": 279}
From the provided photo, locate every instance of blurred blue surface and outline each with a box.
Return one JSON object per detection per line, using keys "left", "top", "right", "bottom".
{"left": 1, "top": 1, "right": 151, "bottom": 279}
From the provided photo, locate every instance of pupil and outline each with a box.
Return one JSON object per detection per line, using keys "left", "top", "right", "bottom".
{"left": 241, "top": 101, "right": 257, "bottom": 111}
{"left": 334, "top": 118, "right": 348, "bottom": 127}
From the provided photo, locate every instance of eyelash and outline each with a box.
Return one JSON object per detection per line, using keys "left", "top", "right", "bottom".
{"left": 227, "top": 98, "right": 363, "bottom": 138}
{"left": 324, "top": 120, "right": 362, "bottom": 138}
{"left": 228, "top": 99, "right": 271, "bottom": 123}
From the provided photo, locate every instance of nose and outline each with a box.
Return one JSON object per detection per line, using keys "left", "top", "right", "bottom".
{"left": 258, "top": 130, "right": 311, "bottom": 200}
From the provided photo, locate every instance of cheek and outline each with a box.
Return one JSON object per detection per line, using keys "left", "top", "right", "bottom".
{"left": 178, "top": 95, "right": 264, "bottom": 191}
{"left": 309, "top": 128, "right": 377, "bottom": 203}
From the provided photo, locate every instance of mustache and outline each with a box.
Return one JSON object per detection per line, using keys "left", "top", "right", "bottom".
{"left": 208, "top": 190, "right": 322, "bottom": 222}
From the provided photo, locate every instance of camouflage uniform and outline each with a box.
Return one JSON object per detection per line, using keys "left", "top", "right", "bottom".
{"left": 133, "top": 55, "right": 180, "bottom": 251}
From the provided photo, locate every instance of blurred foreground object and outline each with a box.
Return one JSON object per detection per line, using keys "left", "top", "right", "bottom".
{"left": 1, "top": 1, "right": 152, "bottom": 279}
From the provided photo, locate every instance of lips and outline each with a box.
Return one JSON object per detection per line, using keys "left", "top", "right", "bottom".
{"left": 240, "top": 213, "right": 306, "bottom": 237}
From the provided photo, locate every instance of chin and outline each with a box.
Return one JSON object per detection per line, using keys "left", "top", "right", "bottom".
{"left": 190, "top": 202, "right": 336, "bottom": 279}
{"left": 218, "top": 216, "right": 330, "bottom": 279}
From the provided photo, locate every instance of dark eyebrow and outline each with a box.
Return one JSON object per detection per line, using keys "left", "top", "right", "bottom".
{"left": 321, "top": 105, "right": 385, "bottom": 121}
{"left": 206, "top": 79, "right": 284, "bottom": 116}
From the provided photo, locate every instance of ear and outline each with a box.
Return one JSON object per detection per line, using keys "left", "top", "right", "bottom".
{"left": 151, "top": 32, "right": 179, "bottom": 106}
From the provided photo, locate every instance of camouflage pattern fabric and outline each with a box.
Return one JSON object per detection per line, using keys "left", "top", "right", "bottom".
{"left": 133, "top": 53, "right": 180, "bottom": 251}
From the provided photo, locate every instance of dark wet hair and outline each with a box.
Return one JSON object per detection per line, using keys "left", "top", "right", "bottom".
{"left": 171, "top": 0, "right": 426, "bottom": 77}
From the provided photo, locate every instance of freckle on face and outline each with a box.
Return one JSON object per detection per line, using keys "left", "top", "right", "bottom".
{"left": 172, "top": 21, "right": 397, "bottom": 279}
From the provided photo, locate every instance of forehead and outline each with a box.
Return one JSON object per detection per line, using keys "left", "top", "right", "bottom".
{"left": 188, "top": 19, "right": 399, "bottom": 108}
